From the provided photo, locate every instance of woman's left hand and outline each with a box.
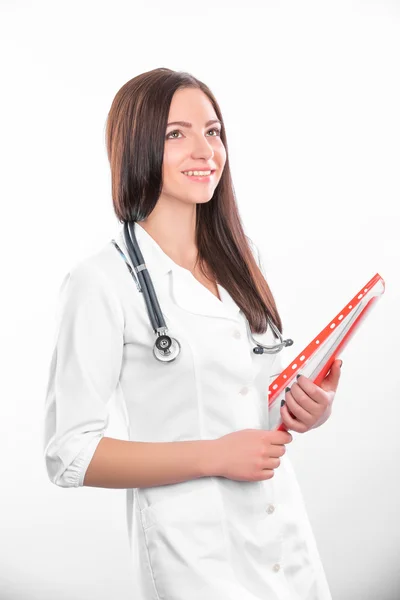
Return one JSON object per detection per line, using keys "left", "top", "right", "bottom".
{"left": 280, "top": 359, "right": 343, "bottom": 433}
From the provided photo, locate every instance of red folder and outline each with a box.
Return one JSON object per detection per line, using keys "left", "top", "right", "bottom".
{"left": 268, "top": 273, "right": 385, "bottom": 431}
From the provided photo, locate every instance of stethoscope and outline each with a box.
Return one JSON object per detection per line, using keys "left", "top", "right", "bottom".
{"left": 111, "top": 221, "right": 293, "bottom": 363}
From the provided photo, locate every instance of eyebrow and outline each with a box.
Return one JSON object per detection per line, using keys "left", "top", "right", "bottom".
{"left": 166, "top": 119, "right": 222, "bottom": 128}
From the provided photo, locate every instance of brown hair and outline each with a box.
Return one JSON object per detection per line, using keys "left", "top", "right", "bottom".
{"left": 105, "top": 67, "right": 283, "bottom": 337}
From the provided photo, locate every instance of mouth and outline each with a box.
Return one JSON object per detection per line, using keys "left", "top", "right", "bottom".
{"left": 181, "top": 170, "right": 216, "bottom": 182}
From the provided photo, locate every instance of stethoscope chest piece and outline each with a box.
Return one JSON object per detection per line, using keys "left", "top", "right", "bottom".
{"left": 153, "top": 334, "right": 181, "bottom": 362}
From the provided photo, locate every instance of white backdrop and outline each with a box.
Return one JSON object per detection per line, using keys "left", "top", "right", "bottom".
{"left": 1, "top": 1, "right": 399, "bottom": 599}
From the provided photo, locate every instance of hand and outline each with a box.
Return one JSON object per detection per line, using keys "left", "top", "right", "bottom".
{"left": 212, "top": 429, "right": 293, "bottom": 482}
{"left": 280, "top": 359, "right": 342, "bottom": 433}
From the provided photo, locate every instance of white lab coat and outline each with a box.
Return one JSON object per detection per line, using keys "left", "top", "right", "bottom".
{"left": 43, "top": 222, "right": 332, "bottom": 600}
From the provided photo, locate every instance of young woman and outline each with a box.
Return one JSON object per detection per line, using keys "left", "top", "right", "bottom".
{"left": 43, "top": 67, "right": 342, "bottom": 600}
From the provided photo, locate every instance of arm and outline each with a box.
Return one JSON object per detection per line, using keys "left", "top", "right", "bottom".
{"left": 43, "top": 262, "right": 125, "bottom": 488}
{"left": 83, "top": 436, "right": 217, "bottom": 489}
{"left": 43, "top": 261, "right": 219, "bottom": 489}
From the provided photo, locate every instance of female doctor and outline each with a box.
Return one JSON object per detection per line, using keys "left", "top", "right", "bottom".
{"left": 43, "top": 68, "right": 342, "bottom": 600}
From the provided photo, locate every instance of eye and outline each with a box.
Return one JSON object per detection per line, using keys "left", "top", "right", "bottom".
{"left": 166, "top": 127, "right": 222, "bottom": 140}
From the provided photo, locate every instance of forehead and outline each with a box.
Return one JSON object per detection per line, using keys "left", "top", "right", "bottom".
{"left": 168, "top": 88, "right": 217, "bottom": 119}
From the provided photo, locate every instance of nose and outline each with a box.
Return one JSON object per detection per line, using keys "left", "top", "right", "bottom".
{"left": 190, "top": 132, "right": 215, "bottom": 159}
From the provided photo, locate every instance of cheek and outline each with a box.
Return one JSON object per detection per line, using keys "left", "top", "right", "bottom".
{"left": 162, "top": 160, "right": 180, "bottom": 183}
{"left": 163, "top": 148, "right": 184, "bottom": 176}
{"left": 216, "top": 143, "right": 226, "bottom": 165}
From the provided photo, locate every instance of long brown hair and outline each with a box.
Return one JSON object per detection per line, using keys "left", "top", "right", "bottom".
{"left": 105, "top": 68, "right": 282, "bottom": 337}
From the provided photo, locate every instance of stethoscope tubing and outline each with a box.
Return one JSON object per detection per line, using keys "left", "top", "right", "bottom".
{"left": 114, "top": 221, "right": 293, "bottom": 358}
{"left": 123, "top": 221, "right": 167, "bottom": 334}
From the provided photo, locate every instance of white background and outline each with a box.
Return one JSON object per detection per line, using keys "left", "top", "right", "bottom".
{"left": 1, "top": 1, "right": 399, "bottom": 598}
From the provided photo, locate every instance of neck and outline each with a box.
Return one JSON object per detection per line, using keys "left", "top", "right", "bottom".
{"left": 138, "top": 198, "right": 199, "bottom": 270}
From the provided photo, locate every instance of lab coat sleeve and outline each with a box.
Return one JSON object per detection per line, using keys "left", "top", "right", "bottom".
{"left": 43, "top": 262, "right": 124, "bottom": 488}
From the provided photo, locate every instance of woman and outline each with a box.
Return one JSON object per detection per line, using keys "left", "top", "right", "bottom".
{"left": 43, "top": 68, "right": 342, "bottom": 599}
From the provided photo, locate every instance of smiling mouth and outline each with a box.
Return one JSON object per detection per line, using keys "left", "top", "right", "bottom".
{"left": 181, "top": 170, "right": 216, "bottom": 177}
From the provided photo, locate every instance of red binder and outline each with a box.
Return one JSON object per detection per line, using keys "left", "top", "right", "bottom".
{"left": 268, "top": 273, "right": 385, "bottom": 431}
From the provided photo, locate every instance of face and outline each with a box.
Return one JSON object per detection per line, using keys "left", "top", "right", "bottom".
{"left": 161, "top": 88, "right": 226, "bottom": 207}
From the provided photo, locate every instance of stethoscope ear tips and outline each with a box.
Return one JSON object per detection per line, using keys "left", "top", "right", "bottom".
{"left": 253, "top": 337, "right": 294, "bottom": 354}
{"left": 253, "top": 346, "right": 264, "bottom": 355}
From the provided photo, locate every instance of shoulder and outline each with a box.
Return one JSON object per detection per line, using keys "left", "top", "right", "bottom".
{"left": 63, "top": 229, "right": 133, "bottom": 285}
{"left": 57, "top": 239, "right": 128, "bottom": 314}
{"left": 61, "top": 243, "right": 114, "bottom": 289}
{"left": 53, "top": 242, "right": 126, "bottom": 335}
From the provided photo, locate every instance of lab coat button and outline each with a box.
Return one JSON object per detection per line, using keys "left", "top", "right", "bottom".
{"left": 272, "top": 563, "right": 281, "bottom": 572}
{"left": 266, "top": 504, "right": 275, "bottom": 514}
{"left": 233, "top": 329, "right": 241, "bottom": 339}
{"left": 239, "top": 386, "right": 249, "bottom": 395}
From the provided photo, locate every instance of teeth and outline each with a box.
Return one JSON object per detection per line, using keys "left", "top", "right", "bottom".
{"left": 182, "top": 170, "right": 212, "bottom": 176}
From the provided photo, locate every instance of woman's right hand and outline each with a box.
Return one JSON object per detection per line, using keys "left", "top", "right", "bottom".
{"left": 212, "top": 429, "right": 293, "bottom": 482}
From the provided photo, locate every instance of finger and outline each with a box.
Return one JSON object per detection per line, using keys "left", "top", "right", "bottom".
{"left": 284, "top": 390, "right": 315, "bottom": 426}
{"left": 320, "top": 359, "right": 342, "bottom": 394}
{"left": 269, "top": 445, "right": 287, "bottom": 458}
{"left": 289, "top": 383, "right": 319, "bottom": 415}
{"left": 295, "top": 374, "right": 328, "bottom": 405}
{"left": 280, "top": 404, "right": 308, "bottom": 433}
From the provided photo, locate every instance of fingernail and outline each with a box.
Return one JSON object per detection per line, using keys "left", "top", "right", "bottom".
{"left": 281, "top": 399, "right": 286, "bottom": 407}
{"left": 285, "top": 386, "right": 291, "bottom": 393}
{"left": 296, "top": 374, "right": 301, "bottom": 380}
{"left": 340, "top": 361, "right": 343, "bottom": 368}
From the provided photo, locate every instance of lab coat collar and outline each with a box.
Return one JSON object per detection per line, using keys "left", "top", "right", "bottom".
{"left": 114, "top": 221, "right": 241, "bottom": 322}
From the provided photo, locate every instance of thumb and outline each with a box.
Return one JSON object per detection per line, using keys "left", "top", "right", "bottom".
{"left": 320, "top": 359, "right": 342, "bottom": 393}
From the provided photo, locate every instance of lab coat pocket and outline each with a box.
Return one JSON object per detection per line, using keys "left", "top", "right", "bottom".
{"left": 140, "top": 482, "right": 228, "bottom": 595}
